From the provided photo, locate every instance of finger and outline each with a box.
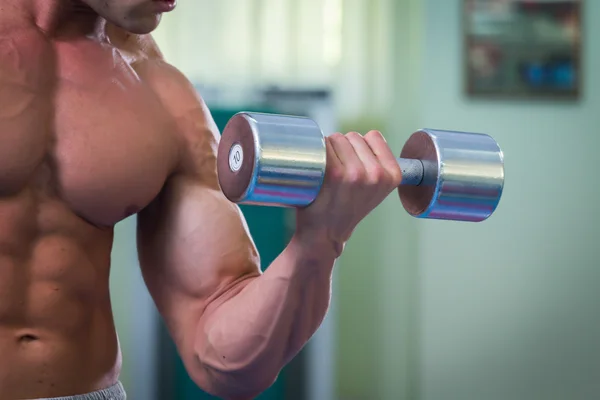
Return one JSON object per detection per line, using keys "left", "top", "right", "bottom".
{"left": 324, "top": 134, "right": 343, "bottom": 172}
{"left": 328, "top": 133, "right": 362, "bottom": 169}
{"left": 363, "top": 130, "right": 403, "bottom": 184}
{"left": 345, "top": 131, "right": 381, "bottom": 171}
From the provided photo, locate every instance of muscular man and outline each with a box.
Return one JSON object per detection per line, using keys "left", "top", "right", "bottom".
{"left": 0, "top": 1, "right": 403, "bottom": 399}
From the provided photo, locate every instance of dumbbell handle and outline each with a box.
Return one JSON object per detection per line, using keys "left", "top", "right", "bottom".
{"left": 397, "top": 158, "right": 437, "bottom": 186}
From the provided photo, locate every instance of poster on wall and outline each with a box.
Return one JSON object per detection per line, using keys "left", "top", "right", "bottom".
{"left": 464, "top": 0, "right": 582, "bottom": 99}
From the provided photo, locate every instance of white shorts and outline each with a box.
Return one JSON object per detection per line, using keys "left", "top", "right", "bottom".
{"left": 33, "top": 382, "right": 126, "bottom": 400}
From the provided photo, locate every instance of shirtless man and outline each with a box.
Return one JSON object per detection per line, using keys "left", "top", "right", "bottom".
{"left": 0, "top": 1, "right": 403, "bottom": 399}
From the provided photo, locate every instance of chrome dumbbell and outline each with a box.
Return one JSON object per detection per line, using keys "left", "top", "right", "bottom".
{"left": 217, "top": 112, "right": 505, "bottom": 222}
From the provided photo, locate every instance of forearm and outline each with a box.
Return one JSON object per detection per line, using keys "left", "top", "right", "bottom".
{"left": 194, "top": 233, "right": 337, "bottom": 398}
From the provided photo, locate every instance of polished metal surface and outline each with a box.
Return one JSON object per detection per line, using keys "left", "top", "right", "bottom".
{"left": 397, "top": 158, "right": 440, "bottom": 186}
{"left": 235, "top": 112, "right": 327, "bottom": 207}
{"left": 397, "top": 158, "right": 424, "bottom": 186}
{"left": 397, "top": 158, "right": 438, "bottom": 186}
{"left": 398, "top": 129, "right": 505, "bottom": 222}
{"left": 219, "top": 112, "right": 504, "bottom": 222}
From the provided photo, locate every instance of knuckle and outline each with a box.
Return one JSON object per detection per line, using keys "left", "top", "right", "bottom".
{"left": 390, "top": 166, "right": 403, "bottom": 184}
{"left": 365, "top": 132, "right": 391, "bottom": 153}
{"left": 367, "top": 165, "right": 386, "bottom": 184}
{"left": 365, "top": 129, "right": 383, "bottom": 138}
{"left": 329, "top": 165, "right": 345, "bottom": 182}
{"left": 365, "top": 130, "right": 385, "bottom": 143}
{"left": 345, "top": 131, "right": 362, "bottom": 138}
{"left": 345, "top": 167, "right": 365, "bottom": 183}
{"left": 345, "top": 131, "right": 363, "bottom": 143}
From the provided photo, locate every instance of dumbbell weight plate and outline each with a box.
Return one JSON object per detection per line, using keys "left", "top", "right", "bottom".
{"left": 398, "top": 129, "right": 504, "bottom": 222}
{"left": 217, "top": 112, "right": 327, "bottom": 207}
{"left": 217, "top": 113, "right": 258, "bottom": 202}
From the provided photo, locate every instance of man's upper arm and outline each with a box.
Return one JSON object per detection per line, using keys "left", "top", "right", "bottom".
{"left": 131, "top": 41, "right": 262, "bottom": 363}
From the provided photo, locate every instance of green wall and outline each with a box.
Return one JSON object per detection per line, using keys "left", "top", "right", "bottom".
{"left": 417, "top": 1, "right": 600, "bottom": 399}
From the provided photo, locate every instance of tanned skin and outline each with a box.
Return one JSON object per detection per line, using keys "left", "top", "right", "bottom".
{"left": 0, "top": 1, "right": 403, "bottom": 399}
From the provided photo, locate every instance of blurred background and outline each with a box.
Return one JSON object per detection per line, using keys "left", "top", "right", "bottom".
{"left": 109, "top": 0, "right": 600, "bottom": 399}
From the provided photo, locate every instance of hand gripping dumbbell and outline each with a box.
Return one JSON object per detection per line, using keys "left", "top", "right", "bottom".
{"left": 217, "top": 112, "right": 505, "bottom": 222}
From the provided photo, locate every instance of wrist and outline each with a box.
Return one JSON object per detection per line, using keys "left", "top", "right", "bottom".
{"left": 260, "top": 227, "right": 338, "bottom": 287}
{"left": 291, "top": 226, "right": 344, "bottom": 260}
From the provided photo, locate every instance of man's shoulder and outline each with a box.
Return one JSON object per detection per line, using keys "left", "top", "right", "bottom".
{"left": 106, "top": 25, "right": 220, "bottom": 179}
{"left": 107, "top": 25, "right": 203, "bottom": 112}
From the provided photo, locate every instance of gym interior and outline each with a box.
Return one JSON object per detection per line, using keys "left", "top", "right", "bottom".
{"left": 109, "top": 0, "right": 599, "bottom": 399}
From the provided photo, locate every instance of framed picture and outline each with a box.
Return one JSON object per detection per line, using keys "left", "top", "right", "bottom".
{"left": 464, "top": 0, "right": 582, "bottom": 99}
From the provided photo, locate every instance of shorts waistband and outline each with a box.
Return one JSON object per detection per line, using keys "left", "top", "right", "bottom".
{"left": 32, "top": 381, "right": 126, "bottom": 400}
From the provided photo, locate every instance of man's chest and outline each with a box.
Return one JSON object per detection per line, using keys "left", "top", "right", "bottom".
{"left": 0, "top": 36, "right": 180, "bottom": 227}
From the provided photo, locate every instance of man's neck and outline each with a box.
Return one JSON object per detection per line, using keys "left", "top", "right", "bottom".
{"left": 7, "top": 0, "right": 107, "bottom": 39}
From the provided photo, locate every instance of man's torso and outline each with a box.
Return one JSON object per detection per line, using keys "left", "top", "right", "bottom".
{"left": 0, "top": 15, "right": 180, "bottom": 398}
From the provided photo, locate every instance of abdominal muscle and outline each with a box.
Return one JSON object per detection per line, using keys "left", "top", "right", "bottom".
{"left": 0, "top": 188, "right": 121, "bottom": 399}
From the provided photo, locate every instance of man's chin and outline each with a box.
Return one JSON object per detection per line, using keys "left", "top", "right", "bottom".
{"left": 114, "top": 15, "right": 162, "bottom": 35}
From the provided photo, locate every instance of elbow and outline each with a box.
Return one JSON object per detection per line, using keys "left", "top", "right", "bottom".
{"left": 189, "top": 334, "right": 282, "bottom": 400}
{"left": 188, "top": 301, "right": 289, "bottom": 398}
{"left": 190, "top": 360, "right": 279, "bottom": 400}
{"left": 206, "top": 374, "right": 278, "bottom": 400}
